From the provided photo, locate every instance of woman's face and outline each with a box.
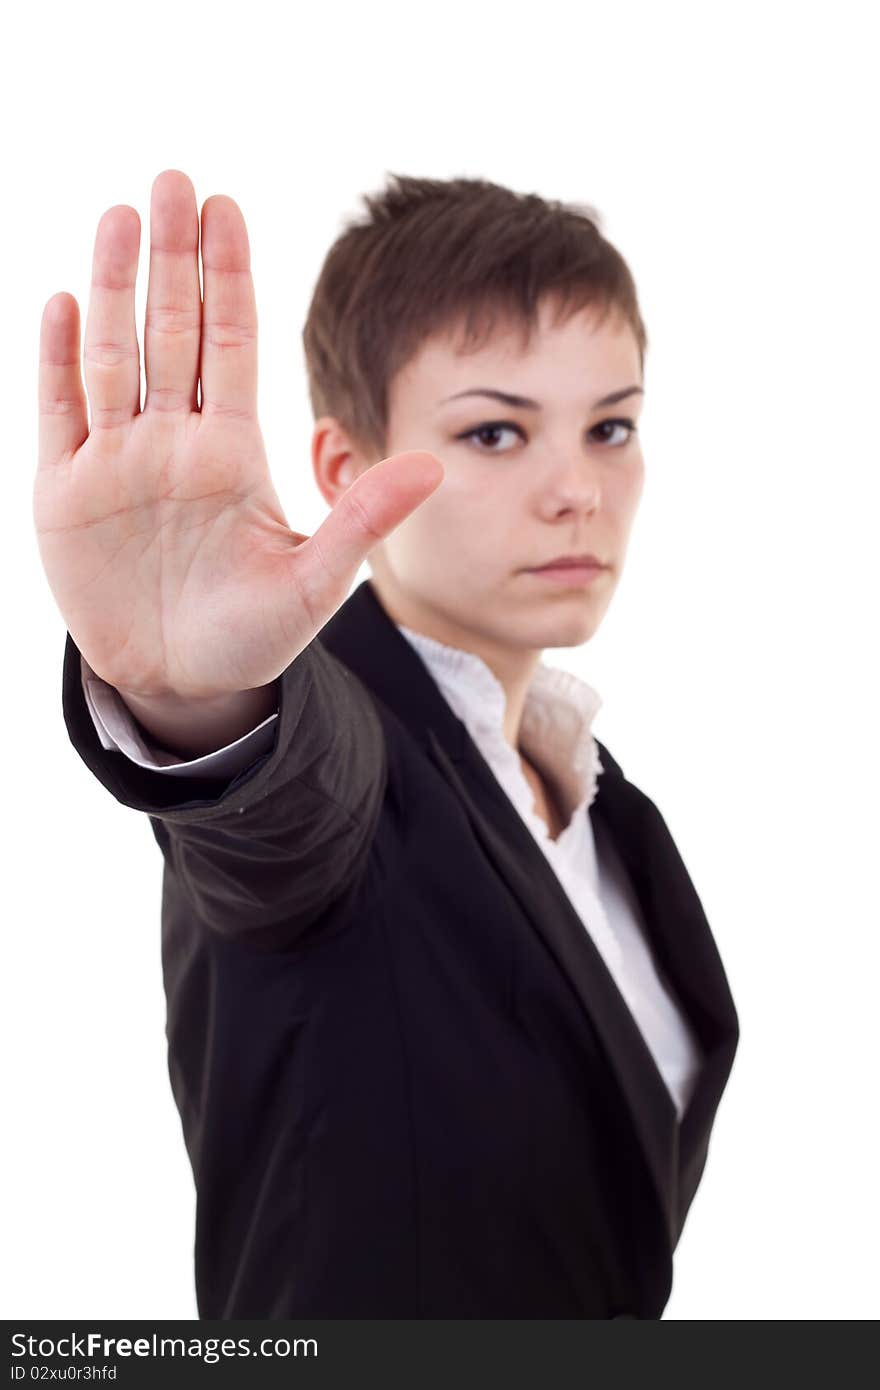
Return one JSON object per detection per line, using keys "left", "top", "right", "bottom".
{"left": 320, "top": 297, "right": 645, "bottom": 659}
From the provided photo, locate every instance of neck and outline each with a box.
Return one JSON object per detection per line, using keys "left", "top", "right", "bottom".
{"left": 367, "top": 572, "right": 541, "bottom": 750}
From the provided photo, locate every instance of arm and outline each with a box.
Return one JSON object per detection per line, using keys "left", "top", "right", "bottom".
{"left": 64, "top": 627, "right": 387, "bottom": 949}
{"left": 81, "top": 654, "right": 277, "bottom": 777}
{"left": 38, "top": 172, "right": 440, "bottom": 949}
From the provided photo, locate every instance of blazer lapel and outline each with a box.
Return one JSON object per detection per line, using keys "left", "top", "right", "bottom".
{"left": 317, "top": 578, "right": 739, "bottom": 1247}
{"left": 425, "top": 727, "right": 680, "bottom": 1246}
{"left": 589, "top": 764, "right": 740, "bottom": 1235}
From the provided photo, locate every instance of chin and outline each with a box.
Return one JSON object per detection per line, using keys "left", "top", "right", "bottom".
{"left": 537, "top": 608, "right": 604, "bottom": 649}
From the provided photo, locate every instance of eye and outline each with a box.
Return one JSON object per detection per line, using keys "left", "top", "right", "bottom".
{"left": 591, "top": 417, "right": 638, "bottom": 447}
{"left": 456, "top": 421, "right": 525, "bottom": 452}
{"left": 455, "top": 417, "right": 638, "bottom": 453}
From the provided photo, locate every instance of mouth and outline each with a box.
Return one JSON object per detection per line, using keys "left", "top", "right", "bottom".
{"left": 522, "top": 560, "right": 609, "bottom": 586}
{"left": 525, "top": 552, "right": 608, "bottom": 571}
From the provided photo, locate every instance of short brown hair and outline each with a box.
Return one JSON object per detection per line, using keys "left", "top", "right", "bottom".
{"left": 301, "top": 172, "right": 648, "bottom": 460}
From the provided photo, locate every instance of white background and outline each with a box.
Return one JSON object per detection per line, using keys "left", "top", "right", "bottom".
{"left": 3, "top": 0, "right": 877, "bottom": 1320}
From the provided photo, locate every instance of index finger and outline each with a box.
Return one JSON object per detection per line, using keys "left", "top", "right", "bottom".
{"left": 198, "top": 194, "right": 259, "bottom": 420}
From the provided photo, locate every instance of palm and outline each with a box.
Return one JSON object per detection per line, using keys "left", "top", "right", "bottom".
{"left": 35, "top": 170, "right": 443, "bottom": 700}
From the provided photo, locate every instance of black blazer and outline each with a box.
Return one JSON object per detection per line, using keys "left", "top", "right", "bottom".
{"left": 61, "top": 576, "right": 739, "bottom": 1319}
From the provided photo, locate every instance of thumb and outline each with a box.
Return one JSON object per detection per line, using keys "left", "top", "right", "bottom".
{"left": 297, "top": 450, "right": 444, "bottom": 595}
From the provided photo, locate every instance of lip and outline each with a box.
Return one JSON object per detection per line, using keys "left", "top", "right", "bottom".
{"left": 523, "top": 562, "right": 608, "bottom": 586}
{"left": 526, "top": 553, "right": 607, "bottom": 571}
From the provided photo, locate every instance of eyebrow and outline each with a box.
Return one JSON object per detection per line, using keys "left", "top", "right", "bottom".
{"left": 437, "top": 384, "right": 644, "bottom": 411}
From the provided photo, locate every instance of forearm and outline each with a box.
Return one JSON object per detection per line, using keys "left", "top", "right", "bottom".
{"left": 117, "top": 682, "right": 278, "bottom": 759}
{"left": 64, "top": 630, "right": 388, "bottom": 944}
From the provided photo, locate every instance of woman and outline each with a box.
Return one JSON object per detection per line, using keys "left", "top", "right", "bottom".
{"left": 36, "top": 168, "right": 739, "bottom": 1318}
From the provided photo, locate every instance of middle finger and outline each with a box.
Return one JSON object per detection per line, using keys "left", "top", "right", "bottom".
{"left": 143, "top": 169, "right": 201, "bottom": 415}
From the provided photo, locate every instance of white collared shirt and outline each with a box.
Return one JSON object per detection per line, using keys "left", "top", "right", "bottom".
{"left": 80, "top": 630, "right": 703, "bottom": 1119}
{"left": 395, "top": 625, "right": 703, "bottom": 1119}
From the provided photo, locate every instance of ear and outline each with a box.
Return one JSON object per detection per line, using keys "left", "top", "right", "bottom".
{"left": 311, "top": 417, "right": 371, "bottom": 508}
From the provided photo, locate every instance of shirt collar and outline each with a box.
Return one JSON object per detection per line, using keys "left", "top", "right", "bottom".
{"left": 396, "top": 622, "right": 604, "bottom": 816}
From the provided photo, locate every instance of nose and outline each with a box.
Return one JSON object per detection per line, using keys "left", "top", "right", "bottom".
{"left": 540, "top": 462, "right": 602, "bottom": 518}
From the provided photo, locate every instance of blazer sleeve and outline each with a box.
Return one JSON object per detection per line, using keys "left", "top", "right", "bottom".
{"left": 61, "top": 628, "right": 388, "bottom": 949}
{"left": 80, "top": 653, "right": 278, "bottom": 778}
